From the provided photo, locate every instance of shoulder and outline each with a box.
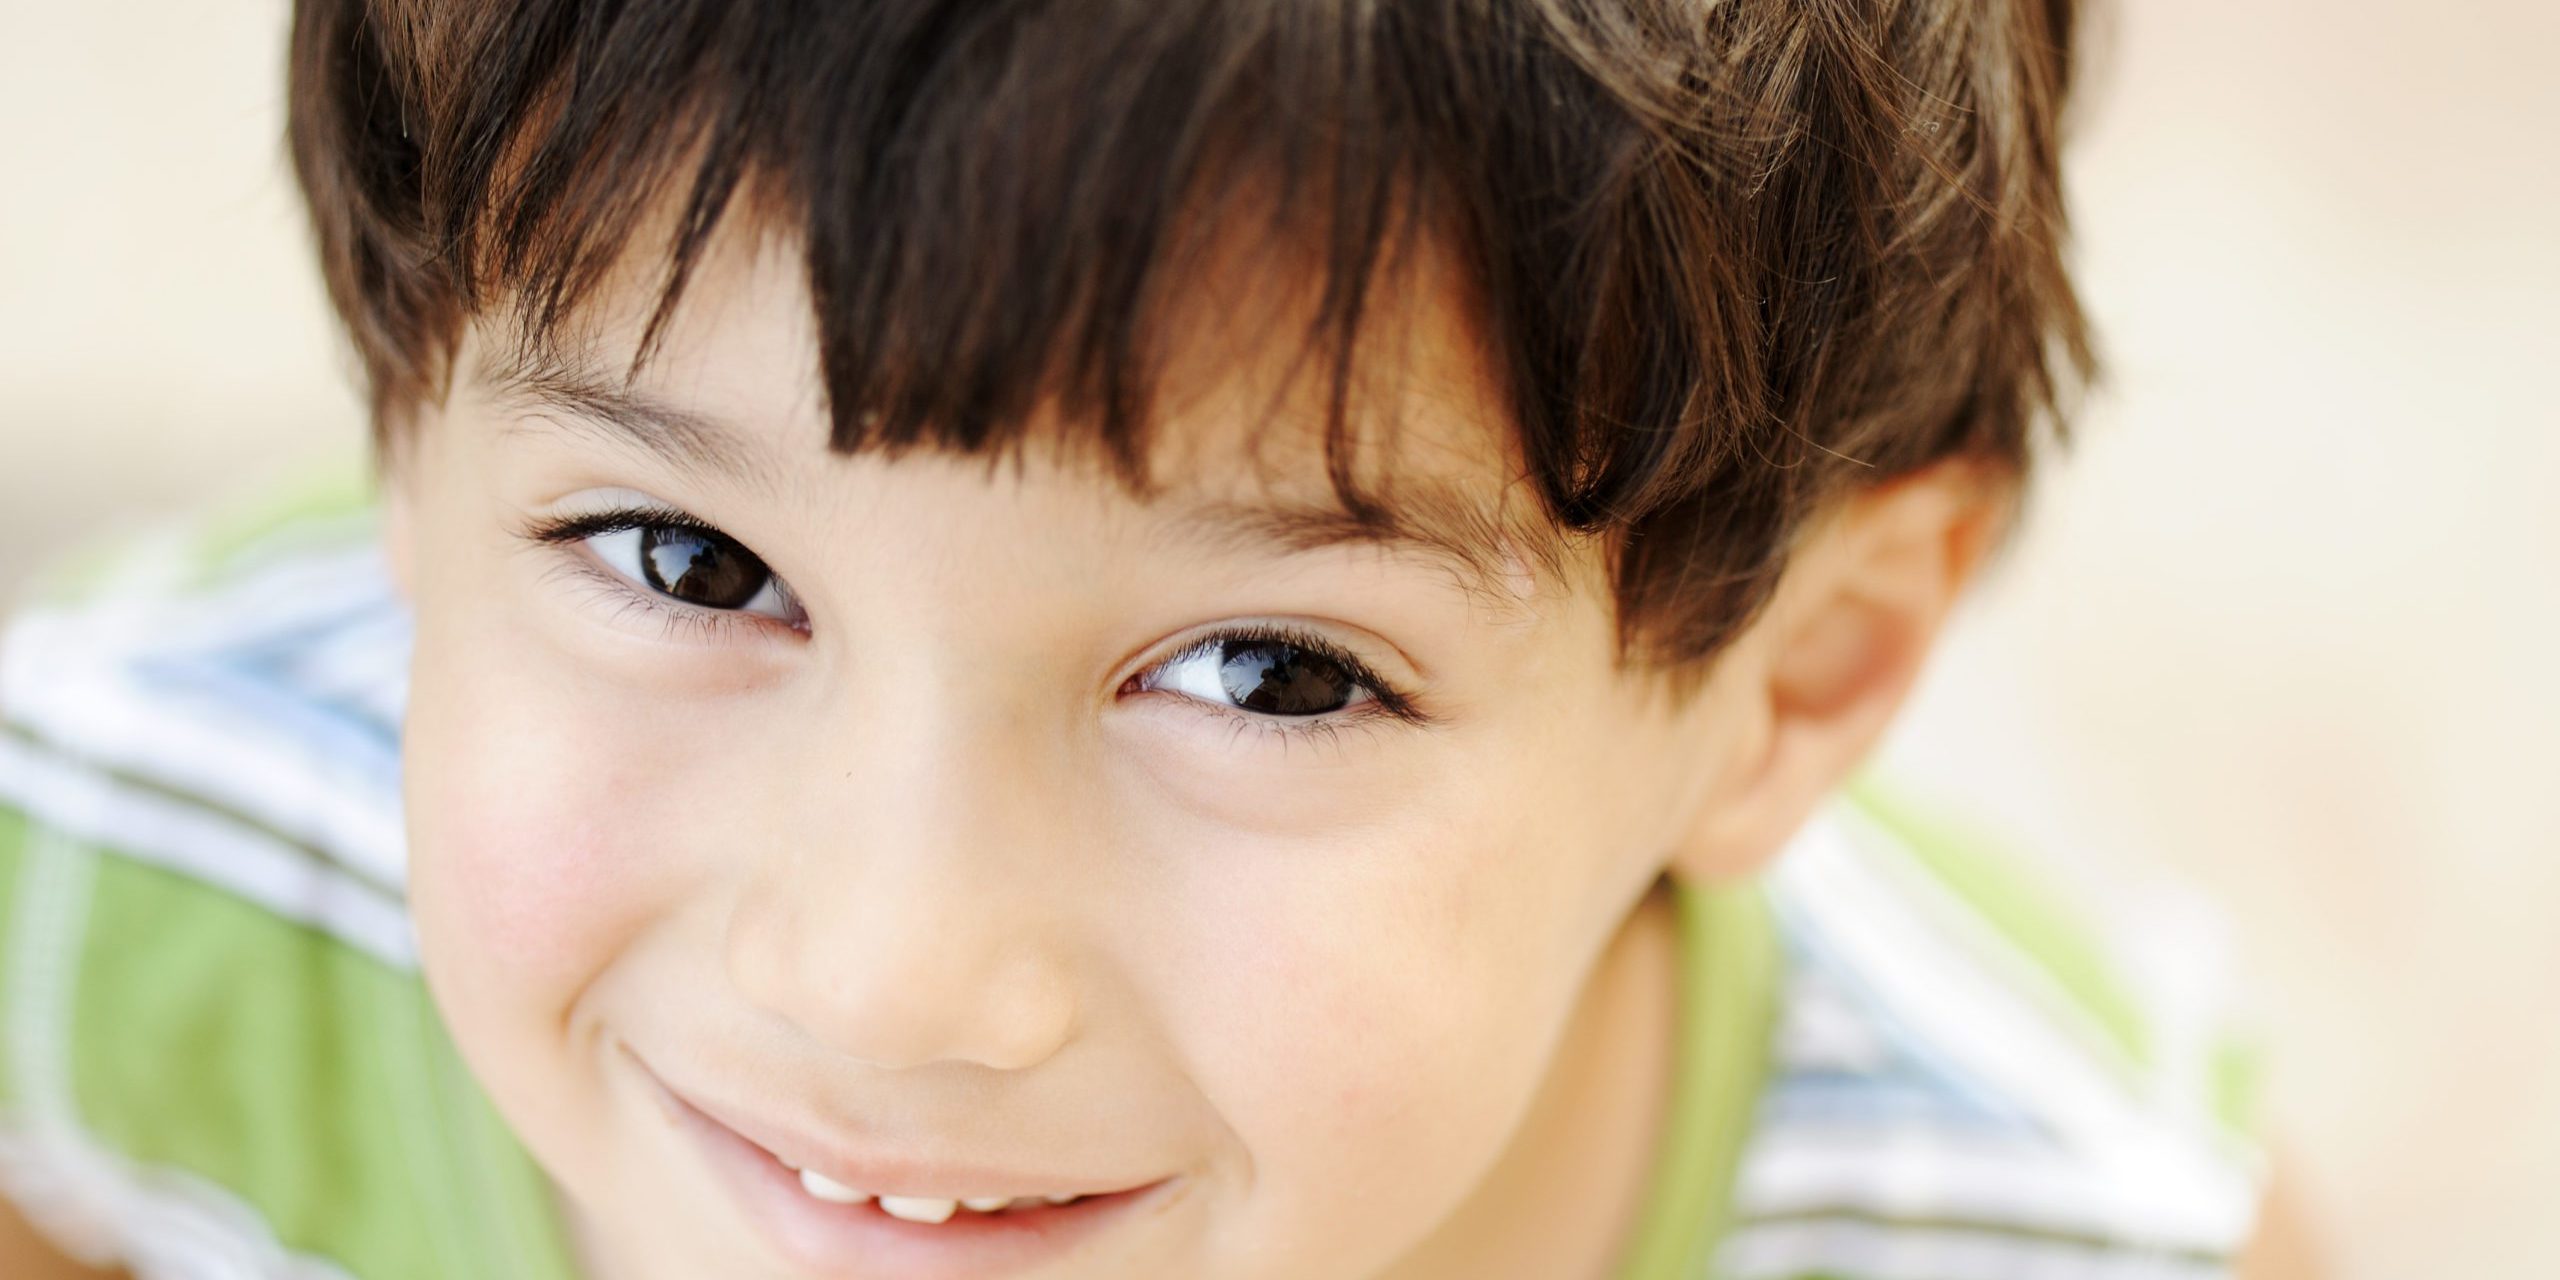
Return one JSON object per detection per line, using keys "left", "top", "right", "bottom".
{"left": 0, "top": 461, "right": 561, "bottom": 1279}
{"left": 1716, "top": 774, "right": 2273, "bottom": 1279}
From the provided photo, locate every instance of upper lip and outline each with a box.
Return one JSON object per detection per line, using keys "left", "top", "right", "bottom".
{"left": 629, "top": 1044, "right": 1162, "bottom": 1200}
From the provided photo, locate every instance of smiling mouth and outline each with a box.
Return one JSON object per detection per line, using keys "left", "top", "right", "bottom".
{"left": 776, "top": 1160, "right": 1120, "bottom": 1225}
{"left": 621, "top": 1041, "right": 1178, "bottom": 1273}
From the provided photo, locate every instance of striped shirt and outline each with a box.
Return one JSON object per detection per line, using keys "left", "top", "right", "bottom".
{"left": 0, "top": 462, "right": 2268, "bottom": 1278}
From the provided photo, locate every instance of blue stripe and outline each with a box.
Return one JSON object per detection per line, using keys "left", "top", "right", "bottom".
{"left": 1762, "top": 888, "right": 2049, "bottom": 1141}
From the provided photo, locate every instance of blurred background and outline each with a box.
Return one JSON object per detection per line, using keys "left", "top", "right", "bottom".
{"left": 1, "top": 1, "right": 2552, "bottom": 1274}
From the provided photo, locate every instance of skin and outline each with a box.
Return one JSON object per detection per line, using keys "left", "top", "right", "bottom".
{"left": 0, "top": 194, "right": 2323, "bottom": 1275}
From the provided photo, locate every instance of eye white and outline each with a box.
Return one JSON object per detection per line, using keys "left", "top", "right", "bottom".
{"left": 584, "top": 524, "right": 796, "bottom": 621}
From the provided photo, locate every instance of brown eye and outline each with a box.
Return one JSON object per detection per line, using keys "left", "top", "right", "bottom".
{"left": 1127, "top": 623, "right": 1428, "bottom": 748}
{"left": 570, "top": 518, "right": 799, "bottom": 623}
{"left": 1136, "top": 627, "right": 1394, "bottom": 721}
{"left": 1212, "top": 638, "right": 1363, "bottom": 716}
{"left": 637, "top": 523, "right": 771, "bottom": 609}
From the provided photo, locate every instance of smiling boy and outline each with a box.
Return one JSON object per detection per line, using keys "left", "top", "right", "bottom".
{"left": 0, "top": 1, "right": 2302, "bottom": 1277}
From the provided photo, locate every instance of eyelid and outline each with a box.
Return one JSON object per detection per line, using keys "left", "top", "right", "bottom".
{"left": 540, "top": 556, "right": 780, "bottom": 646}
{"left": 523, "top": 497, "right": 728, "bottom": 550}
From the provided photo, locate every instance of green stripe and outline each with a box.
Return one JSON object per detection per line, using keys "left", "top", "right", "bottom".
{"left": 2212, "top": 1030, "right": 2268, "bottom": 1142}
{"left": 1839, "top": 772, "right": 2152, "bottom": 1073}
{"left": 66, "top": 851, "right": 576, "bottom": 1279}
{"left": 0, "top": 802, "right": 26, "bottom": 1106}
{"left": 1611, "top": 876, "right": 1781, "bottom": 1280}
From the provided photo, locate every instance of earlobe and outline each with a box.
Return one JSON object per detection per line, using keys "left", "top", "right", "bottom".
{"left": 1666, "top": 458, "right": 2010, "bottom": 885}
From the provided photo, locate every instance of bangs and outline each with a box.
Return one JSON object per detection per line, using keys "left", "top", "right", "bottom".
{"left": 300, "top": 0, "right": 2097, "bottom": 680}
{"left": 431, "top": 0, "right": 1520, "bottom": 528}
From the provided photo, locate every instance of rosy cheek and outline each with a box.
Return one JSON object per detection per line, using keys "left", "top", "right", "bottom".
{"left": 402, "top": 620, "right": 704, "bottom": 999}
{"left": 428, "top": 801, "right": 641, "bottom": 986}
{"left": 1196, "top": 902, "right": 1461, "bottom": 1134}
{"left": 405, "top": 683, "right": 675, "bottom": 1000}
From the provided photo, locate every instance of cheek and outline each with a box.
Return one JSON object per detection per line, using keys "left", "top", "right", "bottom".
{"left": 1153, "top": 812, "right": 1574, "bottom": 1264}
{"left": 415, "top": 773, "right": 641, "bottom": 989}
{"left": 401, "top": 636, "right": 686, "bottom": 1020}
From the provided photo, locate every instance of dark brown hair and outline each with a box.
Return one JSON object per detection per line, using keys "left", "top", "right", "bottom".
{"left": 286, "top": 0, "right": 2096, "bottom": 692}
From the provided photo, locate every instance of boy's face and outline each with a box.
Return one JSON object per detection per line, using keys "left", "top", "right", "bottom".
{"left": 386, "top": 207, "right": 1786, "bottom": 1279}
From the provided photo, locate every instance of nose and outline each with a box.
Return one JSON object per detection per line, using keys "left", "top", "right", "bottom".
{"left": 724, "top": 716, "right": 1082, "bottom": 1073}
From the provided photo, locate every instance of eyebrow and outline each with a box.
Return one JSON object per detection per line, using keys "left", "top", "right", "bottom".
{"left": 482, "top": 340, "right": 781, "bottom": 491}
{"left": 1155, "top": 492, "right": 1532, "bottom": 610}
{"left": 479, "top": 341, "right": 1539, "bottom": 608}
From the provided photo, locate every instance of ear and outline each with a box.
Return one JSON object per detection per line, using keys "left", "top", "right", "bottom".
{"left": 1666, "top": 457, "right": 2013, "bottom": 883}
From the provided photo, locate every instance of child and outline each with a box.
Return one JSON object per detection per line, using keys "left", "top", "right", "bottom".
{"left": 0, "top": 0, "right": 2302, "bottom": 1276}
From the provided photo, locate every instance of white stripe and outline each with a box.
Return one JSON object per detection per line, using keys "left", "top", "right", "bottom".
{"left": 1826, "top": 810, "right": 2264, "bottom": 1167}
{"left": 0, "top": 734, "right": 417, "bottom": 969}
{"left": 1733, "top": 1127, "right": 2241, "bottom": 1250}
{"left": 2, "top": 821, "right": 118, "bottom": 1265}
{"left": 1824, "top": 802, "right": 2149, "bottom": 1088}
{"left": 285, "top": 608, "right": 415, "bottom": 722}
{"left": 2107, "top": 876, "right": 2256, "bottom": 1160}
{"left": 0, "top": 825, "right": 359, "bottom": 1280}
{"left": 1718, "top": 1216, "right": 2230, "bottom": 1280}
{"left": 1759, "top": 810, "right": 2260, "bottom": 1251}
{"left": 64, "top": 536, "right": 390, "bottom": 655}
{"left": 0, "top": 552, "right": 409, "bottom": 893}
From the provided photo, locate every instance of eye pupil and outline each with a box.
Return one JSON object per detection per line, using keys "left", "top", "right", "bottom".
{"left": 1217, "top": 639, "right": 1356, "bottom": 715}
{"left": 639, "top": 525, "right": 768, "bottom": 609}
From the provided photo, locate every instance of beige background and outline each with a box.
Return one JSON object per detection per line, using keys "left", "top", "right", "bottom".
{"left": 3, "top": 2, "right": 2553, "bottom": 1275}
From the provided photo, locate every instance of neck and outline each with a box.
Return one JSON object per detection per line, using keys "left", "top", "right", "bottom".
{"left": 1376, "top": 873, "right": 1687, "bottom": 1280}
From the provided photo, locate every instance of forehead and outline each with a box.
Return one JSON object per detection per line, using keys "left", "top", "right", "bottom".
{"left": 465, "top": 185, "right": 1588, "bottom": 610}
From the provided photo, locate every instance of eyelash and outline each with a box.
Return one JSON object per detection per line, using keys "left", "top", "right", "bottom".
{"left": 516, "top": 504, "right": 1435, "bottom": 751}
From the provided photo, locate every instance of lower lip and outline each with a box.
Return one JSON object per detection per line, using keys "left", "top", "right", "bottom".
{"left": 634, "top": 1058, "right": 1175, "bottom": 1278}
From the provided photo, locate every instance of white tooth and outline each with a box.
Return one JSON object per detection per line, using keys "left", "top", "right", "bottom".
{"left": 960, "top": 1196, "right": 1012, "bottom": 1212}
{"left": 878, "top": 1195, "right": 959, "bottom": 1224}
{"left": 1043, "top": 1193, "right": 1079, "bottom": 1205}
{"left": 797, "top": 1169, "right": 870, "bottom": 1205}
